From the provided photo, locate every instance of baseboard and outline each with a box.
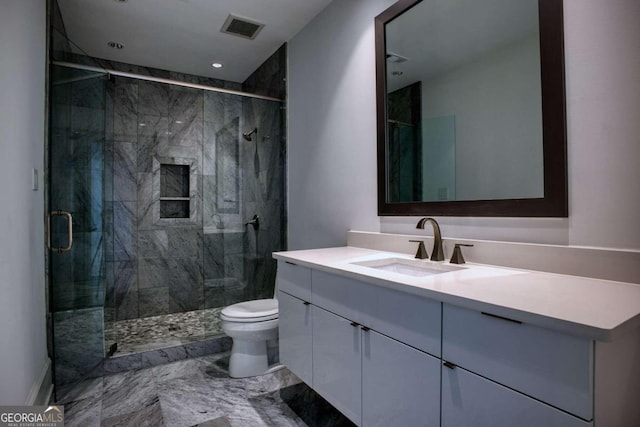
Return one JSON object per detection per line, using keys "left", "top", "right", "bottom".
{"left": 25, "top": 357, "right": 52, "bottom": 405}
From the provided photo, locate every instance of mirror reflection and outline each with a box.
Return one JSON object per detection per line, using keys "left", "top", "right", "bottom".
{"left": 385, "top": 0, "right": 543, "bottom": 203}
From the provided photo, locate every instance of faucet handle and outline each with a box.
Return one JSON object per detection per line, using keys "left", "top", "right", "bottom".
{"left": 450, "top": 243, "right": 474, "bottom": 264}
{"left": 409, "top": 240, "right": 429, "bottom": 260}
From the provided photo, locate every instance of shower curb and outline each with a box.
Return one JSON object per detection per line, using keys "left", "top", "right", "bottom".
{"left": 103, "top": 335, "right": 232, "bottom": 375}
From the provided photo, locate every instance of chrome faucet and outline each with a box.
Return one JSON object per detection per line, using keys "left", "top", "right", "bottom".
{"left": 416, "top": 217, "right": 444, "bottom": 261}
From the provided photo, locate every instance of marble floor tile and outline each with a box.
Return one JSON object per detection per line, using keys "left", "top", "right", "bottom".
{"left": 62, "top": 395, "right": 102, "bottom": 427}
{"left": 101, "top": 369, "right": 159, "bottom": 419}
{"left": 58, "top": 352, "right": 351, "bottom": 427}
{"left": 101, "top": 400, "right": 165, "bottom": 427}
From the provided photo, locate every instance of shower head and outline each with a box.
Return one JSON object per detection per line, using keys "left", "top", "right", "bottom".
{"left": 242, "top": 128, "right": 257, "bottom": 141}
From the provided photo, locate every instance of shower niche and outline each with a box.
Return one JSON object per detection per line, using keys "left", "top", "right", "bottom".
{"left": 160, "top": 163, "right": 191, "bottom": 218}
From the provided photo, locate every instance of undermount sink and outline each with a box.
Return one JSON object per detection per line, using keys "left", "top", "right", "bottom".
{"left": 351, "top": 258, "right": 463, "bottom": 277}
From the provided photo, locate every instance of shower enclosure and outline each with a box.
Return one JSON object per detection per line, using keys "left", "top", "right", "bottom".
{"left": 48, "top": 34, "right": 286, "bottom": 394}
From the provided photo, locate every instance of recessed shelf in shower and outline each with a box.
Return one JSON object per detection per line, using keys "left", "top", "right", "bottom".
{"left": 160, "top": 164, "right": 190, "bottom": 218}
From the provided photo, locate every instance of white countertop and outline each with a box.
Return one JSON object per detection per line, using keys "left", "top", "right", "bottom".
{"left": 273, "top": 246, "right": 640, "bottom": 341}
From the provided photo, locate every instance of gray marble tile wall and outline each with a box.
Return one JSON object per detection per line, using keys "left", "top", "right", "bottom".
{"left": 52, "top": 51, "right": 285, "bottom": 382}
{"left": 108, "top": 75, "right": 207, "bottom": 321}
{"left": 105, "top": 52, "right": 286, "bottom": 327}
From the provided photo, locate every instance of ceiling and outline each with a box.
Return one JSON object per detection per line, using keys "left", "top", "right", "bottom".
{"left": 57, "top": 0, "right": 334, "bottom": 83}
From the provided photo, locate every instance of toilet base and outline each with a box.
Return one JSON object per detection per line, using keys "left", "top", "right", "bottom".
{"left": 228, "top": 339, "right": 284, "bottom": 378}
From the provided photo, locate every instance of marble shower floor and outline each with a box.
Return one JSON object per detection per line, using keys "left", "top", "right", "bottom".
{"left": 55, "top": 352, "right": 355, "bottom": 427}
{"left": 108, "top": 307, "right": 224, "bottom": 355}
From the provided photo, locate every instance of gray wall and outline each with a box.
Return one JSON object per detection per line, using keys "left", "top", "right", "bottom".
{"left": 0, "top": 0, "right": 48, "bottom": 404}
{"left": 288, "top": 0, "right": 640, "bottom": 251}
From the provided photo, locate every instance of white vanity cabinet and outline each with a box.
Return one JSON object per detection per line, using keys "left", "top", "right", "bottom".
{"left": 361, "top": 325, "right": 441, "bottom": 427}
{"left": 278, "top": 290, "right": 312, "bottom": 384}
{"left": 277, "top": 261, "right": 442, "bottom": 426}
{"left": 442, "top": 303, "right": 593, "bottom": 426}
{"left": 274, "top": 247, "right": 640, "bottom": 427}
{"left": 312, "top": 306, "right": 362, "bottom": 424}
{"left": 276, "top": 261, "right": 313, "bottom": 385}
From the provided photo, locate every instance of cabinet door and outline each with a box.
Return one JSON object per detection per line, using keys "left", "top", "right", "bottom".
{"left": 312, "top": 306, "right": 361, "bottom": 426}
{"left": 362, "top": 330, "right": 440, "bottom": 427}
{"left": 278, "top": 290, "right": 312, "bottom": 385}
{"left": 442, "top": 364, "right": 592, "bottom": 427}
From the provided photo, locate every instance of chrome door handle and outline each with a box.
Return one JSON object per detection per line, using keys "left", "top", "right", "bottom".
{"left": 47, "top": 210, "right": 73, "bottom": 253}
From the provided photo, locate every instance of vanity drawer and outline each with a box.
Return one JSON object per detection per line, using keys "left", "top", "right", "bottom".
{"left": 277, "top": 261, "right": 311, "bottom": 301}
{"left": 360, "top": 284, "right": 441, "bottom": 357}
{"left": 311, "top": 270, "right": 369, "bottom": 323}
{"left": 443, "top": 304, "right": 593, "bottom": 420}
{"left": 312, "top": 269, "right": 441, "bottom": 356}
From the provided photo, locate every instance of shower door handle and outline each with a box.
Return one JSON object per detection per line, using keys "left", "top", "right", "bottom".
{"left": 47, "top": 210, "right": 73, "bottom": 253}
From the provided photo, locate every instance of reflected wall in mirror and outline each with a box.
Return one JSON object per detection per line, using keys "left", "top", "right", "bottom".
{"left": 375, "top": 0, "right": 567, "bottom": 217}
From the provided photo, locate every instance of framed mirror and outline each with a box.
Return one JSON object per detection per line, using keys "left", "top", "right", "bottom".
{"left": 375, "top": 0, "right": 567, "bottom": 217}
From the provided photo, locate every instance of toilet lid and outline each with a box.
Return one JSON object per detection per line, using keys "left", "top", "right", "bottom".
{"left": 221, "top": 299, "right": 278, "bottom": 321}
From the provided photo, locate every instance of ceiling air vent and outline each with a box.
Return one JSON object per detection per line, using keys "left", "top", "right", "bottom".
{"left": 221, "top": 14, "right": 265, "bottom": 40}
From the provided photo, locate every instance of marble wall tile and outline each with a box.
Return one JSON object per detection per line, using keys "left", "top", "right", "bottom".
{"left": 113, "top": 201, "right": 137, "bottom": 261}
{"left": 71, "top": 76, "right": 105, "bottom": 109}
{"left": 138, "top": 81, "right": 169, "bottom": 117}
{"left": 242, "top": 43, "right": 286, "bottom": 100}
{"left": 138, "top": 114, "right": 169, "bottom": 140}
{"left": 114, "top": 80, "right": 138, "bottom": 141}
{"left": 169, "top": 86, "right": 203, "bottom": 122}
{"left": 170, "top": 117, "right": 203, "bottom": 148}
{"left": 136, "top": 172, "right": 154, "bottom": 230}
{"left": 168, "top": 261, "right": 204, "bottom": 313}
{"left": 113, "top": 142, "right": 137, "bottom": 202}
{"left": 139, "top": 287, "right": 170, "bottom": 318}
{"left": 203, "top": 234, "right": 224, "bottom": 279}
{"left": 204, "top": 279, "right": 226, "bottom": 308}
{"left": 71, "top": 106, "right": 105, "bottom": 135}
{"left": 138, "top": 228, "right": 203, "bottom": 259}
{"left": 54, "top": 54, "right": 285, "bottom": 355}
{"left": 114, "top": 260, "right": 138, "bottom": 320}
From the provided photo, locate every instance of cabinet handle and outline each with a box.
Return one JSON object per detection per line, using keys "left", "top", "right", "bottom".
{"left": 481, "top": 311, "right": 522, "bottom": 325}
{"left": 443, "top": 361, "right": 457, "bottom": 370}
{"left": 361, "top": 326, "right": 371, "bottom": 332}
{"left": 285, "top": 261, "right": 297, "bottom": 266}
{"left": 350, "top": 321, "right": 360, "bottom": 327}
{"left": 303, "top": 301, "right": 311, "bottom": 306}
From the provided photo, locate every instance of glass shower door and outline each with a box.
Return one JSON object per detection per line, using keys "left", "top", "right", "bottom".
{"left": 48, "top": 64, "right": 114, "bottom": 393}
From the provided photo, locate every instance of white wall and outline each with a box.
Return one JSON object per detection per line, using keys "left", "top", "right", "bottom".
{"left": 287, "top": 0, "right": 393, "bottom": 250}
{"left": 0, "top": 0, "right": 48, "bottom": 404}
{"left": 289, "top": 0, "right": 640, "bottom": 251}
{"left": 421, "top": 34, "right": 543, "bottom": 201}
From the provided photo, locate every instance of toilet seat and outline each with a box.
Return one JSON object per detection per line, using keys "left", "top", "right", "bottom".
{"left": 221, "top": 299, "right": 278, "bottom": 323}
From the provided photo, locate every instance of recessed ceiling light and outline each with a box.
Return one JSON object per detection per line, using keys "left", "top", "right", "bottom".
{"left": 108, "top": 41, "right": 124, "bottom": 49}
{"left": 211, "top": 62, "right": 223, "bottom": 69}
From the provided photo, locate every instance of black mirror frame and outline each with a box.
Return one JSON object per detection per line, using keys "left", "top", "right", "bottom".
{"left": 375, "top": 0, "right": 567, "bottom": 217}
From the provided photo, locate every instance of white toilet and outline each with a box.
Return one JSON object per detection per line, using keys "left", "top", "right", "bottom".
{"left": 220, "top": 298, "right": 280, "bottom": 378}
